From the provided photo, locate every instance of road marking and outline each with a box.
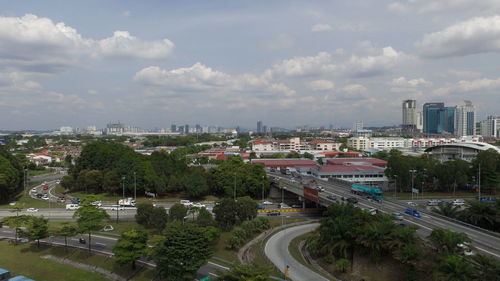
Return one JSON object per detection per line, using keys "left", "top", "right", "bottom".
{"left": 96, "top": 242, "right": 106, "bottom": 246}
{"left": 475, "top": 247, "right": 500, "bottom": 258}
{"left": 208, "top": 261, "right": 230, "bottom": 270}
{"left": 209, "top": 273, "right": 219, "bottom": 277}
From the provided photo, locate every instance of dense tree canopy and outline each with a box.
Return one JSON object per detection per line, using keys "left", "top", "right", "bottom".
{"left": 0, "top": 147, "right": 24, "bottom": 203}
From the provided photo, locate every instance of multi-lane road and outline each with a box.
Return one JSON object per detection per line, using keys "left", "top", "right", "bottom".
{"left": 270, "top": 172, "right": 500, "bottom": 259}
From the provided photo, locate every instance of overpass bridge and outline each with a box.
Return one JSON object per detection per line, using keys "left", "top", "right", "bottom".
{"left": 268, "top": 172, "right": 500, "bottom": 259}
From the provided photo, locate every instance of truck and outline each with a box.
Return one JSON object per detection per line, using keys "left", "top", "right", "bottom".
{"left": 118, "top": 197, "right": 136, "bottom": 207}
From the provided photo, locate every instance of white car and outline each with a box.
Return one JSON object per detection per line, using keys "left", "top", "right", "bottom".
{"left": 26, "top": 208, "right": 39, "bottom": 212}
{"left": 102, "top": 225, "right": 114, "bottom": 231}
{"left": 406, "top": 201, "right": 417, "bottom": 207}
{"left": 31, "top": 188, "right": 37, "bottom": 193}
{"left": 453, "top": 199, "right": 465, "bottom": 206}
{"left": 180, "top": 200, "right": 193, "bottom": 208}
{"left": 91, "top": 201, "right": 102, "bottom": 207}
{"left": 262, "top": 201, "right": 274, "bottom": 205}
{"left": 110, "top": 205, "right": 125, "bottom": 211}
{"left": 192, "top": 203, "right": 206, "bottom": 208}
{"left": 458, "top": 242, "right": 475, "bottom": 256}
{"left": 42, "top": 194, "right": 49, "bottom": 200}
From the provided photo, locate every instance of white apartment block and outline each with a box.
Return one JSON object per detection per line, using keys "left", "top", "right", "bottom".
{"left": 252, "top": 138, "right": 340, "bottom": 152}
{"left": 348, "top": 136, "right": 481, "bottom": 151}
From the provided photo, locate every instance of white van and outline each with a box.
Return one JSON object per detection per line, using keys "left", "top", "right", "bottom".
{"left": 66, "top": 204, "right": 80, "bottom": 210}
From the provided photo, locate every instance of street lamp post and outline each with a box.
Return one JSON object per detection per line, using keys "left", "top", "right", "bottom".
{"left": 261, "top": 176, "right": 265, "bottom": 202}
{"left": 134, "top": 172, "right": 137, "bottom": 202}
{"left": 393, "top": 175, "right": 398, "bottom": 198}
{"left": 410, "top": 170, "right": 416, "bottom": 200}
{"left": 122, "top": 176, "right": 125, "bottom": 199}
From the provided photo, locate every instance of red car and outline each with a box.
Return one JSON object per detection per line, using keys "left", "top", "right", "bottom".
{"left": 42, "top": 185, "right": 49, "bottom": 190}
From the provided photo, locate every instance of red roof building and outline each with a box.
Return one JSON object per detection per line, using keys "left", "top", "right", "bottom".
{"left": 251, "top": 159, "right": 317, "bottom": 168}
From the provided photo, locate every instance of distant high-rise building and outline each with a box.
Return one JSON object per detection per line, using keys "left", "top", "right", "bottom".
{"left": 478, "top": 115, "right": 500, "bottom": 138}
{"left": 417, "top": 111, "right": 423, "bottom": 131}
{"left": 257, "top": 121, "right": 263, "bottom": 133}
{"left": 171, "top": 124, "right": 177, "bottom": 132}
{"left": 423, "top": 103, "right": 454, "bottom": 134}
{"left": 184, "top": 124, "right": 189, "bottom": 134}
{"left": 262, "top": 125, "right": 268, "bottom": 134}
{"left": 402, "top": 100, "right": 417, "bottom": 133}
{"left": 178, "top": 125, "right": 184, "bottom": 133}
{"left": 455, "top": 101, "right": 476, "bottom": 136}
{"left": 352, "top": 120, "right": 363, "bottom": 132}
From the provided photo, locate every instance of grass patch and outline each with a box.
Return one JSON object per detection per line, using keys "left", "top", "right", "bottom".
{"left": 0, "top": 241, "right": 109, "bottom": 281}
{"left": 0, "top": 191, "right": 64, "bottom": 209}
{"left": 27, "top": 169, "right": 55, "bottom": 177}
{"left": 211, "top": 231, "right": 238, "bottom": 262}
{"left": 0, "top": 241, "right": 158, "bottom": 281}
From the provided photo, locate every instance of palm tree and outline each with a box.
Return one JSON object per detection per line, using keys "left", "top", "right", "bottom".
{"left": 460, "top": 200, "right": 497, "bottom": 231}
{"left": 318, "top": 215, "right": 355, "bottom": 258}
{"left": 433, "top": 202, "right": 462, "bottom": 219}
{"left": 356, "top": 220, "right": 394, "bottom": 261}
{"left": 435, "top": 255, "right": 476, "bottom": 281}
{"left": 428, "top": 228, "right": 470, "bottom": 255}
{"left": 468, "top": 254, "right": 500, "bottom": 281}
{"left": 386, "top": 225, "right": 418, "bottom": 251}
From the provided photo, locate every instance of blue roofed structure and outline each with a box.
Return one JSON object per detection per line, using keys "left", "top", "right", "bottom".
{"left": 8, "top": 276, "right": 35, "bottom": 281}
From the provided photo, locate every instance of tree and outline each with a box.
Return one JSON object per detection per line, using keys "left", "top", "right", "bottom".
{"left": 218, "top": 263, "right": 272, "bottom": 281}
{"left": 24, "top": 216, "right": 49, "bottom": 248}
{"left": 435, "top": 255, "right": 476, "bottom": 281}
{"left": 1, "top": 215, "right": 30, "bottom": 245}
{"left": 184, "top": 168, "right": 209, "bottom": 198}
{"left": 387, "top": 224, "right": 418, "bottom": 251}
{"left": 135, "top": 202, "right": 155, "bottom": 227}
{"left": 112, "top": 228, "right": 148, "bottom": 269}
{"left": 335, "top": 259, "right": 350, "bottom": 273}
{"left": 235, "top": 196, "right": 258, "bottom": 222}
{"left": 429, "top": 229, "right": 470, "bottom": 255}
{"left": 73, "top": 202, "right": 110, "bottom": 252}
{"left": 153, "top": 222, "right": 212, "bottom": 281}
{"left": 460, "top": 200, "right": 498, "bottom": 231}
{"left": 103, "top": 170, "right": 120, "bottom": 194}
{"left": 0, "top": 149, "right": 23, "bottom": 203}
{"left": 149, "top": 206, "right": 168, "bottom": 232}
{"left": 196, "top": 207, "right": 215, "bottom": 227}
{"left": 433, "top": 202, "right": 462, "bottom": 219}
{"left": 356, "top": 220, "right": 394, "bottom": 261}
{"left": 169, "top": 203, "right": 188, "bottom": 222}
{"left": 213, "top": 198, "right": 239, "bottom": 231}
{"left": 469, "top": 254, "right": 500, "bottom": 281}
{"left": 54, "top": 222, "right": 78, "bottom": 248}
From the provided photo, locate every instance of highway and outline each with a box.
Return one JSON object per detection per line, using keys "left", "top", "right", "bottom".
{"left": 0, "top": 228, "right": 227, "bottom": 280}
{"left": 270, "top": 172, "right": 500, "bottom": 259}
{"left": 265, "top": 223, "right": 330, "bottom": 281}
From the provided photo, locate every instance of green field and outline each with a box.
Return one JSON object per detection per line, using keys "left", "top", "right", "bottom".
{"left": 0, "top": 241, "right": 156, "bottom": 281}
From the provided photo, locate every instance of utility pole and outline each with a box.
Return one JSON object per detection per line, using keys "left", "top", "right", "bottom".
{"left": 122, "top": 176, "right": 125, "bottom": 199}
{"left": 478, "top": 164, "right": 481, "bottom": 200}
{"left": 410, "top": 170, "right": 416, "bottom": 200}
{"left": 262, "top": 176, "right": 265, "bottom": 202}
{"left": 233, "top": 174, "right": 236, "bottom": 201}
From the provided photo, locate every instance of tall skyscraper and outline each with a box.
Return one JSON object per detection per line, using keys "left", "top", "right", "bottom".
{"left": 171, "top": 124, "right": 177, "bottom": 132}
{"left": 402, "top": 100, "right": 417, "bottom": 133}
{"left": 352, "top": 120, "right": 363, "bottom": 131}
{"left": 454, "top": 101, "right": 476, "bottom": 136}
{"left": 479, "top": 115, "right": 500, "bottom": 138}
{"left": 184, "top": 124, "right": 189, "bottom": 134}
{"left": 423, "top": 103, "right": 455, "bottom": 134}
{"left": 257, "top": 121, "right": 263, "bottom": 133}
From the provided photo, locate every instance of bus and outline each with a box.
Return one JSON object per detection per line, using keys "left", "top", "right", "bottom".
{"left": 351, "top": 184, "right": 383, "bottom": 200}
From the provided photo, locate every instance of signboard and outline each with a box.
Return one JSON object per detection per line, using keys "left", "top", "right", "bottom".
{"left": 412, "top": 188, "right": 419, "bottom": 194}
{"left": 303, "top": 186, "right": 319, "bottom": 202}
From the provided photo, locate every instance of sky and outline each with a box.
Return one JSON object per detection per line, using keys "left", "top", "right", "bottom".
{"left": 1, "top": 0, "right": 500, "bottom": 130}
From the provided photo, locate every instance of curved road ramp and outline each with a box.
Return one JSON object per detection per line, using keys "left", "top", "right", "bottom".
{"left": 265, "top": 223, "right": 332, "bottom": 281}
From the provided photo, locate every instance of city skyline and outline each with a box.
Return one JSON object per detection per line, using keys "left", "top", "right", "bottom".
{"left": 1, "top": 1, "right": 500, "bottom": 130}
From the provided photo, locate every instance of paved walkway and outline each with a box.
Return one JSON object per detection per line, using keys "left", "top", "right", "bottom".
{"left": 264, "top": 223, "right": 330, "bottom": 281}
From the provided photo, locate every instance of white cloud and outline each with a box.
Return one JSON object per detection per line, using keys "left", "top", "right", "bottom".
{"left": 434, "top": 77, "right": 500, "bottom": 95}
{"left": 0, "top": 14, "right": 174, "bottom": 73}
{"left": 416, "top": 16, "right": 500, "bottom": 58}
{"left": 134, "top": 63, "right": 295, "bottom": 97}
{"left": 96, "top": 31, "right": 174, "bottom": 59}
{"left": 134, "top": 63, "right": 230, "bottom": 90}
{"left": 307, "top": 80, "right": 335, "bottom": 91}
{"left": 342, "top": 84, "right": 368, "bottom": 93}
{"left": 311, "top": 24, "right": 332, "bottom": 32}
{"left": 392, "top": 76, "right": 431, "bottom": 87}
{"left": 388, "top": 0, "right": 500, "bottom": 14}
{"left": 87, "top": 89, "right": 98, "bottom": 95}
{"left": 344, "top": 46, "right": 412, "bottom": 77}
{"left": 446, "top": 69, "right": 482, "bottom": 79}
{"left": 272, "top": 52, "right": 335, "bottom": 77}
